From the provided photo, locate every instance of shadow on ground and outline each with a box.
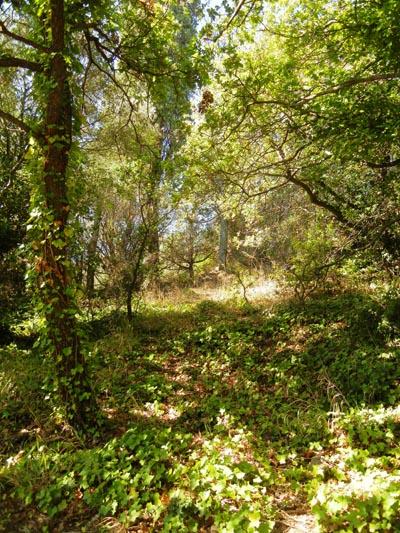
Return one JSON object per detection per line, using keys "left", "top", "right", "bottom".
{"left": 1, "top": 291, "right": 400, "bottom": 530}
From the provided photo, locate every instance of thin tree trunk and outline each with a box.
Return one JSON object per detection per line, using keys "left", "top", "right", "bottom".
{"left": 147, "top": 204, "right": 160, "bottom": 285}
{"left": 126, "top": 233, "right": 148, "bottom": 321}
{"left": 76, "top": 253, "right": 84, "bottom": 286}
{"left": 188, "top": 225, "right": 195, "bottom": 286}
{"left": 86, "top": 207, "right": 102, "bottom": 298}
{"left": 40, "top": 0, "right": 97, "bottom": 431}
{"left": 126, "top": 284, "right": 134, "bottom": 322}
{"left": 218, "top": 216, "right": 228, "bottom": 270}
{"left": 147, "top": 158, "right": 161, "bottom": 287}
{"left": 188, "top": 262, "right": 195, "bottom": 286}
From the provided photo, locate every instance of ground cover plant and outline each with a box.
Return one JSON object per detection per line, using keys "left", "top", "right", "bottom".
{"left": 1, "top": 284, "right": 400, "bottom": 531}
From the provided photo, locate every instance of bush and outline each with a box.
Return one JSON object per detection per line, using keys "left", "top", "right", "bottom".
{"left": 287, "top": 220, "right": 338, "bottom": 301}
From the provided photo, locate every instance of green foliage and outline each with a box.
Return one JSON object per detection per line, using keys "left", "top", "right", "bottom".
{"left": 184, "top": 0, "right": 400, "bottom": 273}
{"left": 380, "top": 289, "right": 400, "bottom": 338}
{"left": 4, "top": 425, "right": 274, "bottom": 530}
{"left": 286, "top": 220, "right": 339, "bottom": 301}
{"left": 312, "top": 473, "right": 400, "bottom": 532}
{"left": 1, "top": 288, "right": 400, "bottom": 530}
{"left": 0, "top": 345, "right": 53, "bottom": 455}
{"left": 2, "top": 0, "right": 400, "bottom": 529}
{"left": 0, "top": 75, "right": 31, "bottom": 318}
{"left": 341, "top": 407, "right": 400, "bottom": 457}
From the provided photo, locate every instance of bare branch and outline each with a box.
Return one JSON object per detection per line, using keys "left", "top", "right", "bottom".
{"left": 226, "top": 0, "right": 247, "bottom": 29}
{"left": 239, "top": 180, "right": 289, "bottom": 199}
{"left": 0, "top": 20, "right": 50, "bottom": 52}
{"left": 214, "top": 0, "right": 257, "bottom": 41}
{"left": 0, "top": 144, "right": 29, "bottom": 194}
{"left": 193, "top": 252, "right": 213, "bottom": 264}
{"left": 10, "top": 144, "right": 29, "bottom": 173}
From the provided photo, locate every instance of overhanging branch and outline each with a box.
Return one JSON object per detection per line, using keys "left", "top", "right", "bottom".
{"left": 300, "top": 73, "right": 400, "bottom": 103}
{"left": 286, "top": 169, "right": 349, "bottom": 225}
{"left": 0, "top": 21, "right": 50, "bottom": 52}
{"left": 0, "top": 55, "right": 43, "bottom": 72}
{"left": 252, "top": 73, "right": 400, "bottom": 109}
{"left": 275, "top": 145, "right": 351, "bottom": 226}
{"left": 0, "top": 108, "right": 33, "bottom": 135}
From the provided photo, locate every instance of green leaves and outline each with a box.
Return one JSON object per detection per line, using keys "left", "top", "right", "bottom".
{"left": 2, "top": 289, "right": 400, "bottom": 530}
{"left": 312, "top": 471, "right": 400, "bottom": 532}
{"left": 52, "top": 239, "right": 66, "bottom": 249}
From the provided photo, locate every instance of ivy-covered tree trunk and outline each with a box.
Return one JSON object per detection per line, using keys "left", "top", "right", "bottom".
{"left": 39, "top": 0, "right": 97, "bottom": 431}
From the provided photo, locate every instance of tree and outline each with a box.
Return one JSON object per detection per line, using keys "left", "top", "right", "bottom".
{"left": 0, "top": 71, "right": 31, "bottom": 313}
{"left": 0, "top": 0, "right": 204, "bottom": 431}
{"left": 183, "top": 0, "right": 400, "bottom": 275}
{"left": 164, "top": 205, "right": 215, "bottom": 286}
{"left": 0, "top": 0, "right": 102, "bottom": 430}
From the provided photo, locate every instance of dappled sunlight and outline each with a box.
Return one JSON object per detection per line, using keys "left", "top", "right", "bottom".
{"left": 2, "top": 291, "right": 400, "bottom": 530}
{"left": 2, "top": 0, "right": 400, "bottom": 529}
{"left": 190, "top": 278, "right": 280, "bottom": 304}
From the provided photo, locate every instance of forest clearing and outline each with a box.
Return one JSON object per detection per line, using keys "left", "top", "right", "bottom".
{"left": 1, "top": 0, "right": 400, "bottom": 531}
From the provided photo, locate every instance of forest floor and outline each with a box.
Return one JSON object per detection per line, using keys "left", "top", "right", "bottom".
{"left": 1, "top": 284, "right": 400, "bottom": 532}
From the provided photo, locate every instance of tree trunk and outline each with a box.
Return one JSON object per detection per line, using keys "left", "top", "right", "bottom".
{"left": 76, "top": 252, "right": 84, "bottom": 286}
{"left": 188, "top": 262, "right": 195, "bottom": 286}
{"left": 187, "top": 225, "right": 195, "bottom": 286}
{"left": 147, "top": 204, "right": 160, "bottom": 285}
{"left": 146, "top": 158, "right": 161, "bottom": 287}
{"left": 218, "top": 216, "right": 228, "bottom": 271}
{"left": 126, "top": 232, "right": 148, "bottom": 321}
{"left": 126, "top": 283, "right": 134, "bottom": 322}
{"left": 86, "top": 207, "right": 102, "bottom": 298}
{"left": 39, "top": 0, "right": 97, "bottom": 432}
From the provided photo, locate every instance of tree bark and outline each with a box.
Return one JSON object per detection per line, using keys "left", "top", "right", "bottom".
{"left": 218, "top": 216, "right": 228, "bottom": 271}
{"left": 126, "top": 283, "right": 134, "bottom": 322}
{"left": 126, "top": 232, "right": 148, "bottom": 321}
{"left": 40, "top": 0, "right": 97, "bottom": 431}
{"left": 147, "top": 201, "right": 160, "bottom": 285}
{"left": 188, "top": 261, "right": 195, "bottom": 286}
{"left": 86, "top": 207, "right": 102, "bottom": 298}
{"left": 146, "top": 158, "right": 161, "bottom": 287}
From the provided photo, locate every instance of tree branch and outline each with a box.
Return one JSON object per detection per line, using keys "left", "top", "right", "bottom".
{"left": 0, "top": 108, "right": 32, "bottom": 134}
{"left": 240, "top": 180, "right": 289, "bottom": 199}
{"left": 286, "top": 170, "right": 349, "bottom": 224}
{"left": 366, "top": 158, "right": 400, "bottom": 169}
{"left": 300, "top": 73, "right": 400, "bottom": 103}
{"left": 275, "top": 146, "right": 352, "bottom": 226}
{"left": 0, "top": 55, "right": 43, "bottom": 72}
{"left": 252, "top": 73, "right": 400, "bottom": 109}
{"left": 193, "top": 252, "right": 213, "bottom": 264}
{"left": 214, "top": 0, "right": 257, "bottom": 41}
{"left": 0, "top": 20, "right": 50, "bottom": 52}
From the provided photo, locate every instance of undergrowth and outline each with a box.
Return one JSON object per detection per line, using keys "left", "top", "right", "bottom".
{"left": 1, "top": 288, "right": 400, "bottom": 531}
